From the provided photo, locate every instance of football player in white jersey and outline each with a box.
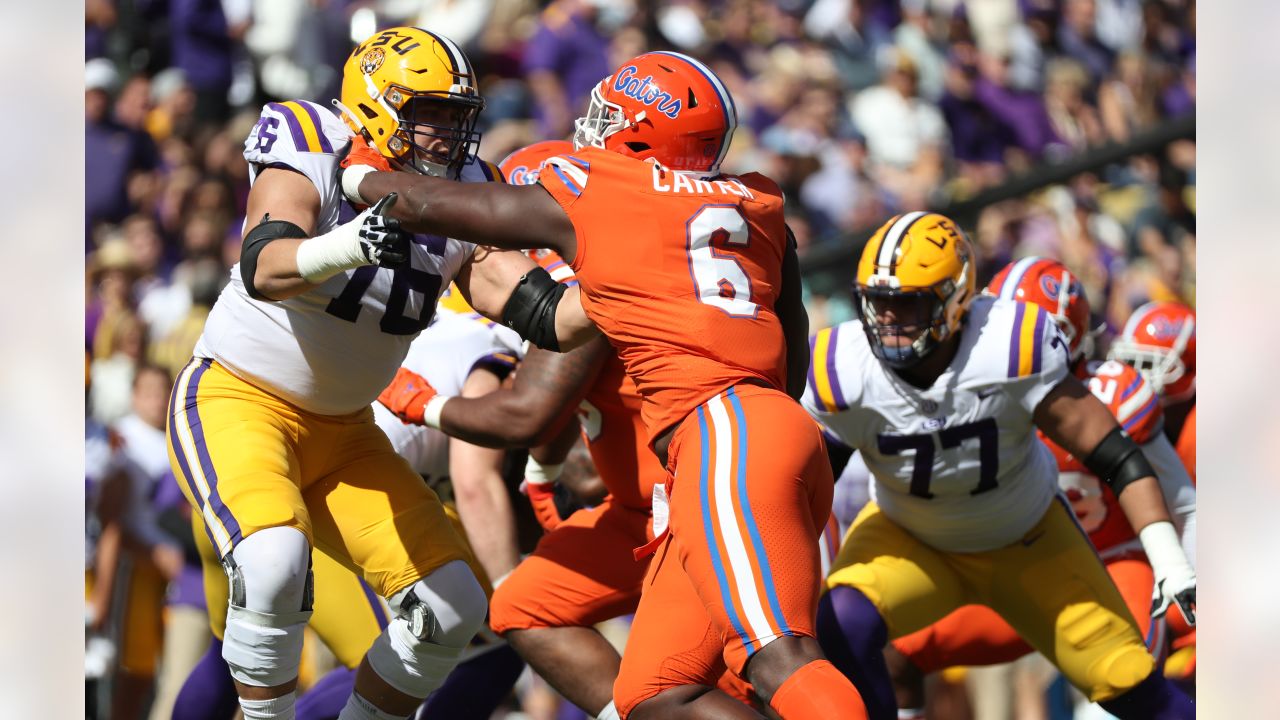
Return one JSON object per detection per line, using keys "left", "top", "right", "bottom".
{"left": 802, "top": 213, "right": 1197, "bottom": 720}
{"left": 165, "top": 27, "right": 583, "bottom": 720}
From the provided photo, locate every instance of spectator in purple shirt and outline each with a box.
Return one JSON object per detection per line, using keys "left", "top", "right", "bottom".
{"left": 1057, "top": 0, "right": 1115, "bottom": 82}
{"left": 522, "top": 0, "right": 612, "bottom": 139}
{"left": 169, "top": 0, "right": 233, "bottom": 125}
{"left": 86, "top": 60, "right": 160, "bottom": 251}
{"left": 973, "top": 50, "right": 1063, "bottom": 163}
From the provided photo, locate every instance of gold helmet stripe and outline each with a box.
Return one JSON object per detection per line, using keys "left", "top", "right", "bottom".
{"left": 876, "top": 211, "right": 928, "bottom": 277}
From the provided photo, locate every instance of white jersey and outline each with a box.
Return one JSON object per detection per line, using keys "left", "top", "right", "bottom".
{"left": 373, "top": 308, "right": 524, "bottom": 479}
{"left": 194, "top": 99, "right": 504, "bottom": 415}
{"left": 803, "top": 296, "right": 1071, "bottom": 552}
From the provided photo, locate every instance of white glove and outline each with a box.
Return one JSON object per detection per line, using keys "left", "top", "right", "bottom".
{"left": 295, "top": 193, "right": 409, "bottom": 283}
{"left": 1140, "top": 520, "right": 1196, "bottom": 626}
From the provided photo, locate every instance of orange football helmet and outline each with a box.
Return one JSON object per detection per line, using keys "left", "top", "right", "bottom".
{"left": 1110, "top": 301, "right": 1196, "bottom": 403}
{"left": 573, "top": 51, "right": 737, "bottom": 177}
{"left": 499, "top": 140, "right": 574, "bottom": 185}
{"left": 986, "top": 257, "right": 1093, "bottom": 362}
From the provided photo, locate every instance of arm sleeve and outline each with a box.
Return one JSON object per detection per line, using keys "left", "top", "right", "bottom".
{"left": 1006, "top": 303, "right": 1073, "bottom": 415}
{"left": 1141, "top": 433, "right": 1197, "bottom": 568}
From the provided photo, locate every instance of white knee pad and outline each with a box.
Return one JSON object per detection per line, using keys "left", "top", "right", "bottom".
{"left": 221, "top": 527, "right": 314, "bottom": 688}
{"left": 365, "top": 560, "right": 488, "bottom": 698}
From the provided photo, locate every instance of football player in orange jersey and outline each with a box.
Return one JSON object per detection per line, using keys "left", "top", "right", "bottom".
{"left": 374, "top": 141, "right": 756, "bottom": 719}
{"left": 341, "top": 52, "right": 864, "bottom": 719}
{"left": 876, "top": 258, "right": 1198, "bottom": 718}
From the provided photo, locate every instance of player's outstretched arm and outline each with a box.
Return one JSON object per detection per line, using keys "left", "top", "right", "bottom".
{"left": 438, "top": 338, "right": 610, "bottom": 449}
{"left": 448, "top": 366, "right": 522, "bottom": 582}
{"left": 242, "top": 169, "right": 412, "bottom": 301}
{"left": 456, "top": 246, "right": 600, "bottom": 352}
{"left": 1034, "top": 377, "right": 1196, "bottom": 623}
{"left": 348, "top": 166, "right": 577, "bottom": 260}
{"left": 776, "top": 227, "right": 810, "bottom": 400}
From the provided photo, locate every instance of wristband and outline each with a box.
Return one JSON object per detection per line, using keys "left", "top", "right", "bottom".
{"left": 1138, "top": 520, "right": 1193, "bottom": 578}
{"left": 421, "top": 395, "right": 451, "bottom": 430}
{"left": 295, "top": 214, "right": 369, "bottom": 283}
{"left": 341, "top": 165, "right": 377, "bottom": 204}
{"left": 524, "top": 456, "right": 564, "bottom": 486}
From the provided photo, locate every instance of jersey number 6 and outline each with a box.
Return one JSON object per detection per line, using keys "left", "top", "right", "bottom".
{"left": 686, "top": 205, "right": 757, "bottom": 318}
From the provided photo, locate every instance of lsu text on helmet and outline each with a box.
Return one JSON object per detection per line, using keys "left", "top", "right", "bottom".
{"left": 499, "top": 140, "right": 574, "bottom": 185}
{"left": 339, "top": 26, "right": 483, "bottom": 178}
{"left": 854, "top": 212, "right": 976, "bottom": 369}
{"left": 573, "top": 51, "right": 737, "bottom": 178}
{"left": 987, "top": 257, "right": 1094, "bottom": 363}
{"left": 1109, "top": 301, "right": 1196, "bottom": 403}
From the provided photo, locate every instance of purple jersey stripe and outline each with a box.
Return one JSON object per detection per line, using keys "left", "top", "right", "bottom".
{"left": 1008, "top": 302, "right": 1026, "bottom": 378}
{"left": 826, "top": 326, "right": 848, "bottom": 410}
{"left": 297, "top": 101, "right": 334, "bottom": 153}
{"left": 268, "top": 103, "right": 309, "bottom": 153}
{"left": 185, "top": 360, "right": 244, "bottom": 549}
{"left": 1031, "top": 307, "right": 1045, "bottom": 375}
{"left": 806, "top": 334, "right": 820, "bottom": 402}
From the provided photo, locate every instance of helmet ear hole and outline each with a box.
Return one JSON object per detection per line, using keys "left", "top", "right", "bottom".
{"left": 687, "top": 88, "right": 698, "bottom": 108}
{"left": 625, "top": 142, "right": 651, "bottom": 153}
{"left": 358, "top": 103, "right": 379, "bottom": 120}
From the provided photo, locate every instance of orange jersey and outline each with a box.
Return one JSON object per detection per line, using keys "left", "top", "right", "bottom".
{"left": 1041, "top": 360, "right": 1164, "bottom": 552}
{"left": 1176, "top": 404, "right": 1195, "bottom": 484}
{"left": 529, "top": 249, "right": 663, "bottom": 511}
{"left": 538, "top": 148, "right": 789, "bottom": 442}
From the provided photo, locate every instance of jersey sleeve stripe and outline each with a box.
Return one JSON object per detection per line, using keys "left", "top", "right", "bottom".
{"left": 1122, "top": 395, "right": 1159, "bottom": 435}
{"left": 563, "top": 155, "right": 591, "bottom": 171}
{"left": 281, "top": 101, "right": 325, "bottom": 153}
{"left": 1118, "top": 374, "right": 1144, "bottom": 402}
{"left": 1030, "top": 306, "right": 1045, "bottom": 375}
{"left": 296, "top": 101, "right": 334, "bottom": 153}
{"left": 1008, "top": 302, "right": 1026, "bottom": 377}
{"left": 548, "top": 163, "right": 583, "bottom": 197}
{"left": 811, "top": 327, "right": 848, "bottom": 412}
{"left": 1009, "top": 303, "right": 1044, "bottom": 378}
{"left": 268, "top": 102, "right": 320, "bottom": 153}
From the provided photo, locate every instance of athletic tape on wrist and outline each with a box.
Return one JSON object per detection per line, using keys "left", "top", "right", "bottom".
{"left": 342, "top": 165, "right": 376, "bottom": 204}
{"left": 524, "top": 457, "right": 564, "bottom": 486}
{"left": 422, "top": 395, "right": 450, "bottom": 430}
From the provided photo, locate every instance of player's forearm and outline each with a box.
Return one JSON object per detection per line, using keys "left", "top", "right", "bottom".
{"left": 439, "top": 392, "right": 566, "bottom": 449}
{"left": 776, "top": 239, "right": 810, "bottom": 399}
{"left": 1114, "top": 475, "right": 1174, "bottom": 532}
{"left": 453, "top": 470, "right": 521, "bottom": 582}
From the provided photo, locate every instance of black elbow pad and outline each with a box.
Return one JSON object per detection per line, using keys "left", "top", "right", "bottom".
{"left": 1082, "top": 426, "right": 1157, "bottom": 495}
{"left": 240, "top": 215, "right": 307, "bottom": 300}
{"left": 502, "top": 267, "right": 567, "bottom": 351}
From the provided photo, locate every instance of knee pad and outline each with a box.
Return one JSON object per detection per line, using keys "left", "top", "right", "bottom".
{"left": 365, "top": 560, "right": 487, "bottom": 699}
{"left": 221, "top": 527, "right": 314, "bottom": 688}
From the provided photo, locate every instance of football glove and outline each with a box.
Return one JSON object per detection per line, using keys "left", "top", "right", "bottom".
{"left": 1140, "top": 520, "right": 1196, "bottom": 626}
{"left": 357, "top": 193, "right": 410, "bottom": 269}
{"left": 378, "top": 367, "right": 439, "bottom": 425}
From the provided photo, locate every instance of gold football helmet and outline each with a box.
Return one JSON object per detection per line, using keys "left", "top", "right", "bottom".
{"left": 338, "top": 27, "right": 484, "bottom": 178}
{"left": 854, "top": 212, "right": 976, "bottom": 368}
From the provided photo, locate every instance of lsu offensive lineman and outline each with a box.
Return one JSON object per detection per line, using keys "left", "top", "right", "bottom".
{"left": 165, "top": 27, "right": 568, "bottom": 720}
{"left": 803, "top": 213, "right": 1198, "bottom": 720}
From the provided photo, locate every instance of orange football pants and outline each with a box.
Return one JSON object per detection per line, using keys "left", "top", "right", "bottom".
{"left": 613, "top": 385, "right": 835, "bottom": 717}
{"left": 892, "top": 552, "right": 1162, "bottom": 673}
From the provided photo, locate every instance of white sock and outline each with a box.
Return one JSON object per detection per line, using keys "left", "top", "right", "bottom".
{"left": 597, "top": 700, "right": 621, "bottom": 720}
{"left": 336, "top": 691, "right": 411, "bottom": 720}
{"left": 239, "top": 692, "right": 296, "bottom": 719}
{"left": 898, "top": 709, "right": 926, "bottom": 720}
